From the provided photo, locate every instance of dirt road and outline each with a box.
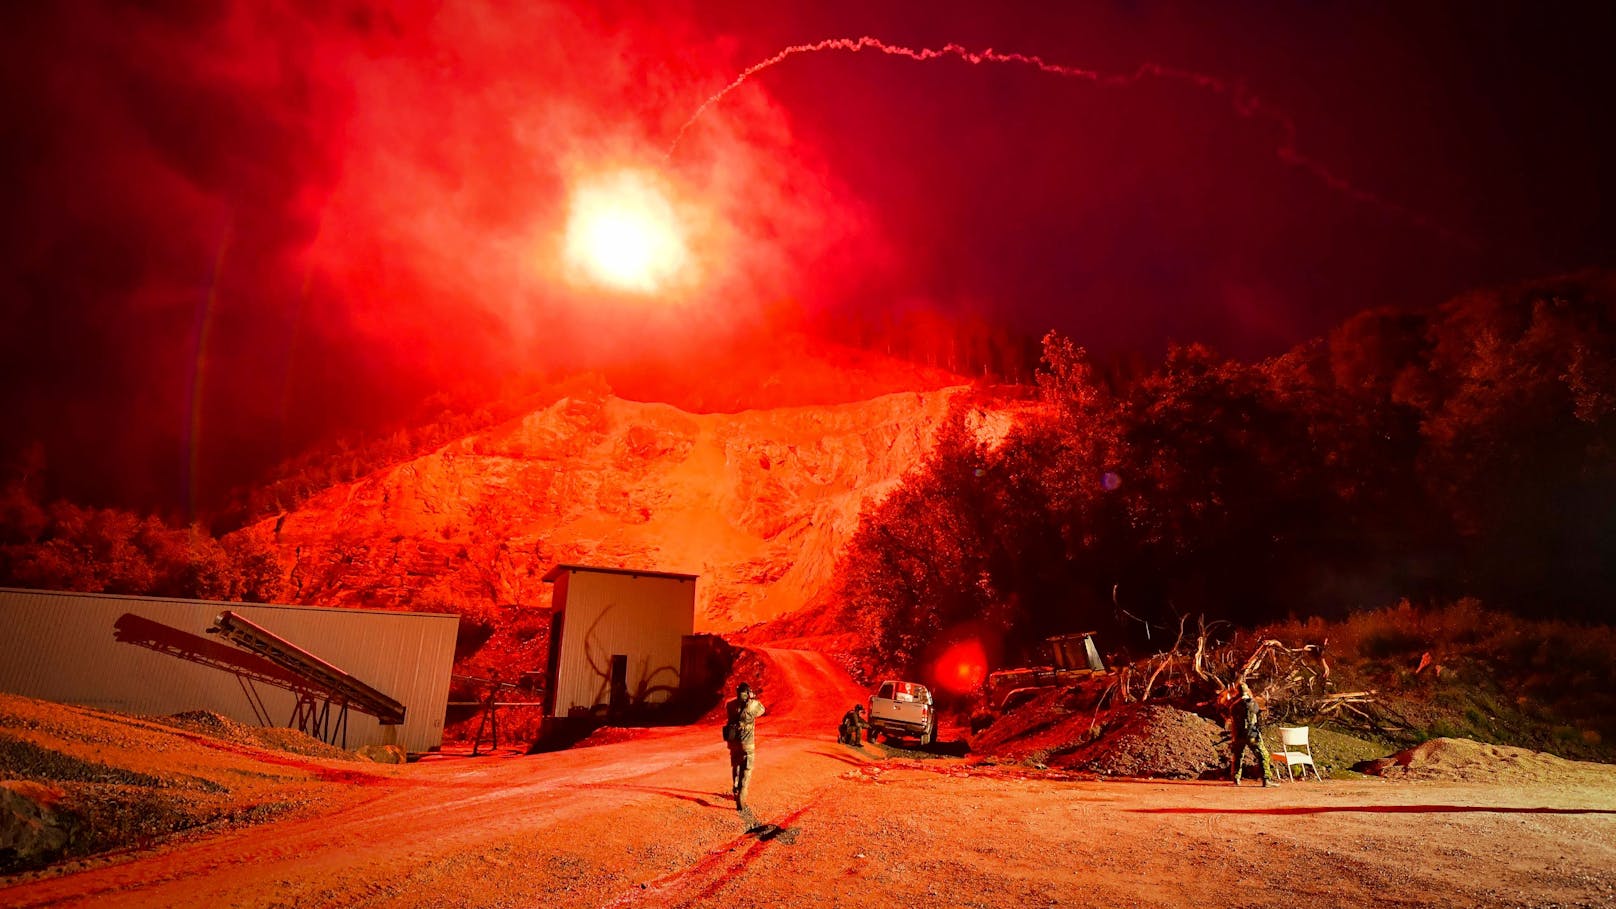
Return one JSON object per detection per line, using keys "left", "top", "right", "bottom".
{"left": 5, "top": 648, "right": 1615, "bottom": 908}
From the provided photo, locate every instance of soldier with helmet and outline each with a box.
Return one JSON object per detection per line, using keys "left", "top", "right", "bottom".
{"left": 723, "top": 682, "right": 766, "bottom": 812}
{"left": 1224, "top": 679, "right": 1275, "bottom": 786}
{"left": 837, "top": 704, "right": 869, "bottom": 747}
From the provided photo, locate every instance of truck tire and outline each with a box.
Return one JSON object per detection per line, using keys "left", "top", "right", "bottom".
{"left": 867, "top": 727, "right": 880, "bottom": 743}
{"left": 921, "top": 725, "right": 935, "bottom": 747}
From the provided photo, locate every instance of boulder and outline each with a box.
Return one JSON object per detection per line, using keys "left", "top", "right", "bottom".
{"left": 356, "top": 744, "right": 406, "bottom": 764}
{"left": 0, "top": 780, "right": 73, "bottom": 872}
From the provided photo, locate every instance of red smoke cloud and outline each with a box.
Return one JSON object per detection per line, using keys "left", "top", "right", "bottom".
{"left": 311, "top": 3, "right": 872, "bottom": 356}
{"left": 1, "top": 1, "right": 877, "bottom": 511}
{"left": 7, "top": 2, "right": 1611, "bottom": 513}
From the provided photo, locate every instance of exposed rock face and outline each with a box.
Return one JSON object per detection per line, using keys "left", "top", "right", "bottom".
{"left": 245, "top": 386, "right": 970, "bottom": 630}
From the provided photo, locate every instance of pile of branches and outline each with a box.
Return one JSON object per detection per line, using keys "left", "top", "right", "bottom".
{"left": 1101, "top": 617, "right": 1378, "bottom": 727}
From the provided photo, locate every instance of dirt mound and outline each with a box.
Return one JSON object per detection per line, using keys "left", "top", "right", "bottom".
{"left": 971, "top": 691, "right": 1230, "bottom": 779}
{"left": 702, "top": 646, "right": 798, "bottom": 724}
{"left": 1052, "top": 704, "right": 1227, "bottom": 779}
{"left": 1361, "top": 737, "right": 1616, "bottom": 784}
{"left": 161, "top": 711, "right": 358, "bottom": 762}
{"left": 967, "top": 687, "right": 1078, "bottom": 758}
{"left": 572, "top": 726, "right": 659, "bottom": 749}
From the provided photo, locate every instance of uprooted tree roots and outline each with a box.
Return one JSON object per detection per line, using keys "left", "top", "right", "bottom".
{"left": 1096, "top": 617, "right": 1379, "bottom": 730}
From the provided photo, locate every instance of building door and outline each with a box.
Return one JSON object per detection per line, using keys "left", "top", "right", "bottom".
{"left": 543, "top": 610, "right": 565, "bottom": 717}
{"left": 608, "top": 654, "right": 629, "bottom": 714}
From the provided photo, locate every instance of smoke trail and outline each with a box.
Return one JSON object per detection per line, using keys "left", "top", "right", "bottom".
{"left": 669, "top": 37, "right": 1462, "bottom": 242}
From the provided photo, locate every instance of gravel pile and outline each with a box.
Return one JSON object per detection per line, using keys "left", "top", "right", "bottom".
{"left": 0, "top": 733, "right": 172, "bottom": 790}
{"left": 0, "top": 694, "right": 360, "bottom": 874}
{"left": 972, "top": 691, "right": 1231, "bottom": 779}
{"left": 160, "top": 710, "right": 359, "bottom": 761}
{"left": 0, "top": 726, "right": 232, "bottom": 873}
{"left": 1051, "top": 704, "right": 1228, "bottom": 779}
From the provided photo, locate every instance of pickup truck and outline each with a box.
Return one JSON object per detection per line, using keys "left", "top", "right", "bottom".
{"left": 867, "top": 680, "right": 937, "bottom": 746}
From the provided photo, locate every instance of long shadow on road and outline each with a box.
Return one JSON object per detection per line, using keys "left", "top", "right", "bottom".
{"left": 805, "top": 747, "right": 870, "bottom": 767}
{"left": 583, "top": 782, "right": 730, "bottom": 810}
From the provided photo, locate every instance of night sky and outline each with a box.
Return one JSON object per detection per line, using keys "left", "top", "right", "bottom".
{"left": 3, "top": 1, "right": 1613, "bottom": 513}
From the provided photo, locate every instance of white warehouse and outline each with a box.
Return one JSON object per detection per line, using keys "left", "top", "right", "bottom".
{"left": 0, "top": 588, "right": 459, "bottom": 754}
{"left": 541, "top": 564, "right": 697, "bottom": 720}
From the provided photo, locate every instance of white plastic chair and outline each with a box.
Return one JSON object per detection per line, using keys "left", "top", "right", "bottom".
{"left": 1270, "top": 726, "right": 1322, "bottom": 781}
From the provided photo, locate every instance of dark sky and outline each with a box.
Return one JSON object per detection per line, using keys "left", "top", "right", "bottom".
{"left": 681, "top": 1, "right": 1615, "bottom": 349}
{"left": 2, "top": 1, "right": 1613, "bottom": 513}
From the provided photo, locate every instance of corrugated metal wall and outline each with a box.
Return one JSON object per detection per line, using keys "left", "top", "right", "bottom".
{"left": 549, "top": 571, "right": 695, "bottom": 717}
{"left": 0, "top": 588, "right": 457, "bottom": 753}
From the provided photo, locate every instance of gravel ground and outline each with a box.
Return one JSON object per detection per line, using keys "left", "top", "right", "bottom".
{"left": 5, "top": 656, "right": 1616, "bottom": 908}
{"left": 0, "top": 693, "right": 385, "bottom": 873}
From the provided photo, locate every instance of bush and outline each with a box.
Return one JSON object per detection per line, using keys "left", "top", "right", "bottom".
{"left": 1262, "top": 599, "right": 1616, "bottom": 761}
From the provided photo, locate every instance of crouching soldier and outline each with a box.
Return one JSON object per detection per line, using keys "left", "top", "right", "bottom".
{"left": 1225, "top": 680, "right": 1275, "bottom": 786}
{"left": 724, "top": 682, "right": 766, "bottom": 812}
{"left": 837, "top": 704, "right": 868, "bottom": 747}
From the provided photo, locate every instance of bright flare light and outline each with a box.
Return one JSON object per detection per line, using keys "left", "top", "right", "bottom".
{"left": 563, "top": 169, "right": 689, "bottom": 294}
{"left": 934, "top": 639, "right": 989, "bottom": 695}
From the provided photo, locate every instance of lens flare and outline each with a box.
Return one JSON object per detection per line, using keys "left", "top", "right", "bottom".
{"left": 934, "top": 638, "right": 989, "bottom": 695}
{"left": 563, "top": 169, "right": 689, "bottom": 293}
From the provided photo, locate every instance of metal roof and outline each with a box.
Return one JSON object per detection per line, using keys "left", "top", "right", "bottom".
{"left": 540, "top": 564, "right": 699, "bottom": 584}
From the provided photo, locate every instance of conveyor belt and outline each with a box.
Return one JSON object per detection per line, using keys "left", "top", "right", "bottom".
{"left": 210, "top": 610, "right": 405, "bottom": 725}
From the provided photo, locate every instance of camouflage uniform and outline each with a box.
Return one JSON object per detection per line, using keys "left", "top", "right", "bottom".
{"left": 726, "top": 687, "right": 766, "bottom": 811}
{"left": 1229, "top": 687, "right": 1275, "bottom": 786}
{"left": 837, "top": 706, "right": 868, "bottom": 747}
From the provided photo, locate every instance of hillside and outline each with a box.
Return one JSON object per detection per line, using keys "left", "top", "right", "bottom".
{"left": 238, "top": 385, "right": 981, "bottom": 630}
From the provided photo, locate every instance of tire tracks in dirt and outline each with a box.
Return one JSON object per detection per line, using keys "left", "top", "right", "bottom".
{"left": 605, "top": 796, "right": 819, "bottom": 908}
{"left": 604, "top": 649, "right": 861, "bottom": 908}
{"left": 2, "top": 646, "right": 872, "bottom": 908}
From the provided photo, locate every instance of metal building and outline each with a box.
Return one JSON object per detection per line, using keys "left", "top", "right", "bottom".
{"left": 0, "top": 588, "right": 458, "bottom": 754}
{"left": 541, "top": 564, "right": 696, "bottom": 719}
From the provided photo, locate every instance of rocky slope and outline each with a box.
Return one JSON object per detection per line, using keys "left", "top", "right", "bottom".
{"left": 240, "top": 385, "right": 975, "bottom": 629}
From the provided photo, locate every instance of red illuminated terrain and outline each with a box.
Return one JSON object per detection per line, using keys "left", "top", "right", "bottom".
{"left": 3, "top": 648, "right": 1614, "bottom": 908}
{"left": 4, "top": 5, "right": 1616, "bottom": 905}
{"left": 244, "top": 380, "right": 986, "bottom": 630}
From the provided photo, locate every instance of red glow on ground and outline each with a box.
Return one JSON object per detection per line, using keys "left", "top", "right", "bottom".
{"left": 934, "top": 639, "right": 989, "bottom": 694}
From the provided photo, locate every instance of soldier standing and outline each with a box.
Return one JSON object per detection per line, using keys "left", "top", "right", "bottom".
{"left": 1226, "top": 680, "right": 1275, "bottom": 786}
{"left": 837, "top": 704, "right": 868, "bottom": 746}
{"left": 724, "top": 682, "right": 766, "bottom": 812}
